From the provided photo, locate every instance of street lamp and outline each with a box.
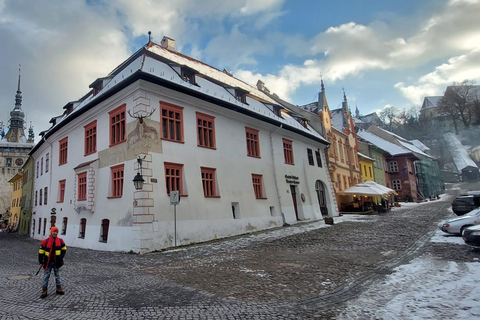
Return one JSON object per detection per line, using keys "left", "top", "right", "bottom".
{"left": 133, "top": 156, "right": 145, "bottom": 190}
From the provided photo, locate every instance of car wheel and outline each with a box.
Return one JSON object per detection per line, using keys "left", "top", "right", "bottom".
{"left": 461, "top": 225, "right": 472, "bottom": 236}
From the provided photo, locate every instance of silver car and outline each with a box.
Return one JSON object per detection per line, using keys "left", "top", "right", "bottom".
{"left": 439, "top": 208, "right": 480, "bottom": 235}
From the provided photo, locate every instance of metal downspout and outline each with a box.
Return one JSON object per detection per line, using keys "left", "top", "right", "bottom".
{"left": 270, "top": 124, "right": 285, "bottom": 224}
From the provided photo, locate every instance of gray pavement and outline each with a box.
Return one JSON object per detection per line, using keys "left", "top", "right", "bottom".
{"left": 0, "top": 183, "right": 477, "bottom": 319}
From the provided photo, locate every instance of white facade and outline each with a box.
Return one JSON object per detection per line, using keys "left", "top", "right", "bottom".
{"left": 30, "top": 41, "right": 338, "bottom": 253}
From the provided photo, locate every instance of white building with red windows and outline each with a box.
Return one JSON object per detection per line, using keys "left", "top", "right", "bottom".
{"left": 30, "top": 37, "right": 338, "bottom": 253}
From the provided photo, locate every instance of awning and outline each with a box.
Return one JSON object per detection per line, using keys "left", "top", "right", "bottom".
{"left": 363, "top": 180, "right": 397, "bottom": 195}
{"left": 339, "top": 181, "right": 396, "bottom": 197}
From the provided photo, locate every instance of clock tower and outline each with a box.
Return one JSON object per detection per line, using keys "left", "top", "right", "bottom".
{"left": 0, "top": 67, "right": 35, "bottom": 223}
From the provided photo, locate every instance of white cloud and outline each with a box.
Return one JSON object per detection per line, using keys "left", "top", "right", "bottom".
{"left": 395, "top": 49, "right": 480, "bottom": 104}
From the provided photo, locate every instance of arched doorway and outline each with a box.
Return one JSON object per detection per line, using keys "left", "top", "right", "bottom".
{"left": 315, "top": 180, "right": 328, "bottom": 216}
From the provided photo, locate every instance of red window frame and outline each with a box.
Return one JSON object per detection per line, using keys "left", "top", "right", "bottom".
{"left": 164, "top": 162, "right": 183, "bottom": 195}
{"left": 58, "top": 180, "right": 66, "bottom": 203}
{"left": 110, "top": 164, "right": 124, "bottom": 198}
{"left": 84, "top": 120, "right": 97, "bottom": 155}
{"left": 196, "top": 112, "right": 216, "bottom": 149}
{"left": 109, "top": 104, "right": 126, "bottom": 146}
{"left": 59, "top": 137, "right": 68, "bottom": 165}
{"left": 252, "top": 174, "right": 265, "bottom": 199}
{"left": 201, "top": 167, "right": 217, "bottom": 197}
{"left": 246, "top": 127, "right": 260, "bottom": 158}
{"left": 283, "top": 138, "right": 294, "bottom": 165}
{"left": 77, "top": 172, "right": 87, "bottom": 201}
{"left": 160, "top": 101, "right": 184, "bottom": 143}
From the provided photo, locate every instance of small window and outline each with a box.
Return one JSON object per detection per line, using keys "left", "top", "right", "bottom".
{"left": 283, "top": 138, "right": 294, "bottom": 165}
{"left": 39, "top": 189, "right": 43, "bottom": 206}
{"left": 79, "top": 218, "right": 87, "bottom": 239}
{"left": 369, "top": 167, "right": 373, "bottom": 178}
{"left": 109, "top": 104, "right": 126, "bottom": 146}
{"left": 41, "top": 157, "right": 43, "bottom": 175}
{"left": 165, "top": 162, "right": 183, "bottom": 195}
{"left": 45, "top": 153, "right": 49, "bottom": 173}
{"left": 43, "top": 218, "right": 47, "bottom": 236}
{"left": 61, "top": 217, "right": 68, "bottom": 235}
{"left": 201, "top": 167, "right": 218, "bottom": 197}
{"left": 77, "top": 172, "right": 87, "bottom": 201}
{"left": 392, "top": 180, "right": 401, "bottom": 190}
{"left": 252, "top": 174, "right": 266, "bottom": 199}
{"left": 59, "top": 137, "right": 68, "bottom": 165}
{"left": 36, "top": 161, "right": 39, "bottom": 178}
{"left": 181, "top": 68, "right": 196, "bottom": 84}
{"left": 38, "top": 217, "right": 41, "bottom": 234}
{"left": 35, "top": 190, "right": 38, "bottom": 206}
{"left": 307, "top": 148, "right": 314, "bottom": 166}
{"left": 196, "top": 112, "right": 216, "bottom": 149}
{"left": 315, "top": 150, "right": 323, "bottom": 167}
{"left": 84, "top": 120, "right": 97, "bottom": 155}
{"left": 389, "top": 161, "right": 398, "bottom": 172}
{"left": 235, "top": 88, "right": 247, "bottom": 104}
{"left": 6, "top": 158, "right": 12, "bottom": 167}
{"left": 44, "top": 187, "right": 48, "bottom": 205}
{"left": 58, "top": 180, "right": 66, "bottom": 203}
{"left": 246, "top": 127, "right": 260, "bottom": 158}
{"left": 160, "top": 101, "right": 184, "bottom": 143}
{"left": 111, "top": 164, "right": 124, "bottom": 198}
{"left": 100, "top": 219, "right": 110, "bottom": 243}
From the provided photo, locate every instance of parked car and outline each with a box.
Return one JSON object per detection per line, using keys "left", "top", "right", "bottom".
{"left": 462, "top": 225, "right": 480, "bottom": 247}
{"left": 451, "top": 195, "right": 480, "bottom": 216}
{"left": 439, "top": 208, "right": 480, "bottom": 235}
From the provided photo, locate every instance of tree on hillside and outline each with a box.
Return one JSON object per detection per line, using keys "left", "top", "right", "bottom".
{"left": 378, "top": 106, "right": 398, "bottom": 132}
{"left": 438, "top": 80, "right": 480, "bottom": 134}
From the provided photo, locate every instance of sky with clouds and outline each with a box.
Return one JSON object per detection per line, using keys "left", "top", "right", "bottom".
{"left": 1, "top": 0, "right": 479, "bottom": 138}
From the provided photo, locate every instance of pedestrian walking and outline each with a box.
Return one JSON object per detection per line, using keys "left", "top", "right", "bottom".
{"left": 38, "top": 226, "right": 67, "bottom": 298}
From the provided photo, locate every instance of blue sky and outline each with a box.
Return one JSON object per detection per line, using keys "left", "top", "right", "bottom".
{"left": 1, "top": 0, "right": 479, "bottom": 137}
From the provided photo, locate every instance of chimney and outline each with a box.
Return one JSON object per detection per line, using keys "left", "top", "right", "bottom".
{"left": 161, "top": 36, "right": 175, "bottom": 51}
{"left": 256, "top": 80, "right": 270, "bottom": 93}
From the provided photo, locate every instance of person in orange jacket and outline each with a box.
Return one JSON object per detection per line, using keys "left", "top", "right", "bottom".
{"left": 38, "top": 226, "right": 67, "bottom": 298}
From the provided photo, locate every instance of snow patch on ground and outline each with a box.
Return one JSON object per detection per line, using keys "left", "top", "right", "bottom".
{"left": 339, "top": 256, "right": 480, "bottom": 319}
{"left": 339, "top": 219, "right": 480, "bottom": 319}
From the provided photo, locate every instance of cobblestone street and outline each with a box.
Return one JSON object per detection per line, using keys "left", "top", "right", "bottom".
{"left": 1, "top": 183, "right": 479, "bottom": 319}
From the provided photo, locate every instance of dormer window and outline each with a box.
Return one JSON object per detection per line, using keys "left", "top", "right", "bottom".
{"left": 301, "top": 119, "right": 309, "bottom": 128}
{"left": 235, "top": 88, "right": 248, "bottom": 104}
{"left": 273, "top": 105, "right": 282, "bottom": 117}
{"left": 181, "top": 67, "right": 196, "bottom": 85}
{"left": 89, "top": 77, "right": 111, "bottom": 97}
{"left": 89, "top": 78, "right": 104, "bottom": 96}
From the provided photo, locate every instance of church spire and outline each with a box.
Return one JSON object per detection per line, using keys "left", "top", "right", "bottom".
{"left": 15, "top": 65, "right": 22, "bottom": 110}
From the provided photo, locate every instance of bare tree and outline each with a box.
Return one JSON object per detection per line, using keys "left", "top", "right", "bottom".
{"left": 438, "top": 80, "right": 480, "bottom": 134}
{"left": 379, "top": 106, "right": 398, "bottom": 132}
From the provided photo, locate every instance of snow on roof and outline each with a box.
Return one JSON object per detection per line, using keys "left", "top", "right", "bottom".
{"left": 444, "top": 132, "right": 479, "bottom": 171}
{"left": 357, "top": 130, "right": 410, "bottom": 156}
{"left": 147, "top": 43, "right": 276, "bottom": 104}
{"left": 410, "top": 139, "right": 430, "bottom": 152}
{"left": 421, "top": 96, "right": 441, "bottom": 110}
{"left": 396, "top": 140, "right": 432, "bottom": 158}
{"left": 359, "top": 112, "right": 378, "bottom": 123}
{"left": 330, "top": 108, "right": 344, "bottom": 130}
{"left": 43, "top": 42, "right": 328, "bottom": 145}
{"left": 358, "top": 152, "right": 375, "bottom": 161}
{"left": 353, "top": 117, "right": 366, "bottom": 124}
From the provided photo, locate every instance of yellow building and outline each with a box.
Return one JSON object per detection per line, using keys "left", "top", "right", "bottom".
{"left": 316, "top": 83, "right": 361, "bottom": 211}
{"left": 8, "top": 172, "right": 23, "bottom": 227}
{"left": 359, "top": 152, "right": 375, "bottom": 182}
